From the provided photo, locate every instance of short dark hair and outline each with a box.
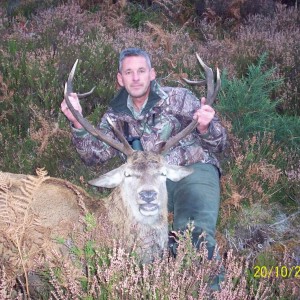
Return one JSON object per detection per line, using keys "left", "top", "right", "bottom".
{"left": 118, "top": 48, "right": 152, "bottom": 72}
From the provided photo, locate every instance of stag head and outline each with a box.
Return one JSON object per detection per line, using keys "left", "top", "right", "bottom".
{"left": 89, "top": 151, "right": 192, "bottom": 224}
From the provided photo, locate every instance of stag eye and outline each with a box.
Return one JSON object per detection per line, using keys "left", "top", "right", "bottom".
{"left": 160, "top": 169, "right": 167, "bottom": 176}
{"left": 124, "top": 171, "right": 131, "bottom": 177}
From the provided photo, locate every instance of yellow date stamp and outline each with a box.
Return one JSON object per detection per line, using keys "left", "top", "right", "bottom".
{"left": 253, "top": 265, "right": 300, "bottom": 278}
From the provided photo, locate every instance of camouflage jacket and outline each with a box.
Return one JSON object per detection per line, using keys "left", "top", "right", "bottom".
{"left": 71, "top": 81, "right": 227, "bottom": 172}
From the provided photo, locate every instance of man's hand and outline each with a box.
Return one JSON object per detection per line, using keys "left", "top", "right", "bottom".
{"left": 193, "top": 97, "right": 215, "bottom": 134}
{"left": 61, "top": 93, "right": 83, "bottom": 129}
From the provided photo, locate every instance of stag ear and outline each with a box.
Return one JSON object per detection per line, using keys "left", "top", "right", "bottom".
{"left": 88, "top": 166, "right": 125, "bottom": 188}
{"left": 166, "top": 165, "right": 193, "bottom": 182}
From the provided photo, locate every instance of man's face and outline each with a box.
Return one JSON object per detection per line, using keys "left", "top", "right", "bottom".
{"left": 117, "top": 55, "right": 156, "bottom": 102}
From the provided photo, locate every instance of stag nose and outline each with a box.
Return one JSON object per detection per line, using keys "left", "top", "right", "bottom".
{"left": 139, "top": 190, "right": 157, "bottom": 203}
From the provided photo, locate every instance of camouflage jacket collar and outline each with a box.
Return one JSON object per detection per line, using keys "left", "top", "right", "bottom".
{"left": 109, "top": 81, "right": 166, "bottom": 117}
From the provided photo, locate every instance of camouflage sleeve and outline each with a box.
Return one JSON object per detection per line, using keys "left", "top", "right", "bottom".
{"left": 71, "top": 111, "right": 119, "bottom": 165}
{"left": 197, "top": 115, "right": 227, "bottom": 153}
{"left": 169, "top": 87, "right": 227, "bottom": 153}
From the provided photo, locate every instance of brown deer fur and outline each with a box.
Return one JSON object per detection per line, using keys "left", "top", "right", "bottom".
{"left": 0, "top": 151, "right": 192, "bottom": 284}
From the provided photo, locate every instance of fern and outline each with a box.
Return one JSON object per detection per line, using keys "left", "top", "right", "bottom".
{"left": 0, "top": 167, "right": 49, "bottom": 238}
{"left": 10, "top": 168, "right": 49, "bottom": 229}
{"left": 0, "top": 174, "right": 11, "bottom": 226}
{"left": 0, "top": 168, "right": 50, "bottom": 295}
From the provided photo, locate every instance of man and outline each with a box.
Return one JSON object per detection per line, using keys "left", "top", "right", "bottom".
{"left": 61, "top": 47, "right": 227, "bottom": 265}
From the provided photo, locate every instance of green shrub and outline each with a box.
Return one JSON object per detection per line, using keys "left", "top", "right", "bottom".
{"left": 217, "top": 54, "right": 300, "bottom": 150}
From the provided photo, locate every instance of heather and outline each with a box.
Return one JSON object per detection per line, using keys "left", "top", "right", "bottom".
{"left": 0, "top": 0, "right": 299, "bottom": 298}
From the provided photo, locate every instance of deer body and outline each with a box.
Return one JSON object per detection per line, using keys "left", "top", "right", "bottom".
{"left": 0, "top": 151, "right": 192, "bottom": 284}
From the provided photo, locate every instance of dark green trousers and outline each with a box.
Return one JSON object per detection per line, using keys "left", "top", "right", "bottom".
{"left": 167, "top": 162, "right": 220, "bottom": 259}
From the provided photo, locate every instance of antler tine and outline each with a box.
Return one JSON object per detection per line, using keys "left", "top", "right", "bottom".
{"left": 181, "top": 78, "right": 206, "bottom": 86}
{"left": 195, "top": 53, "right": 215, "bottom": 105}
{"left": 160, "top": 54, "right": 221, "bottom": 155}
{"left": 106, "top": 116, "right": 134, "bottom": 151}
{"left": 211, "top": 67, "right": 221, "bottom": 103}
{"left": 160, "top": 120, "right": 198, "bottom": 155}
{"left": 64, "top": 60, "right": 134, "bottom": 157}
{"left": 181, "top": 53, "right": 221, "bottom": 106}
{"left": 78, "top": 86, "right": 96, "bottom": 98}
{"left": 67, "top": 59, "right": 96, "bottom": 98}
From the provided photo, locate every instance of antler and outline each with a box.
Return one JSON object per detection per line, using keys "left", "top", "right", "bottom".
{"left": 64, "top": 60, "right": 134, "bottom": 157}
{"left": 182, "top": 53, "right": 221, "bottom": 106}
{"left": 160, "top": 54, "right": 221, "bottom": 155}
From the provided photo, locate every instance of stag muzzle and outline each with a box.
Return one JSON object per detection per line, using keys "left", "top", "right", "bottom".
{"left": 138, "top": 190, "right": 159, "bottom": 216}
